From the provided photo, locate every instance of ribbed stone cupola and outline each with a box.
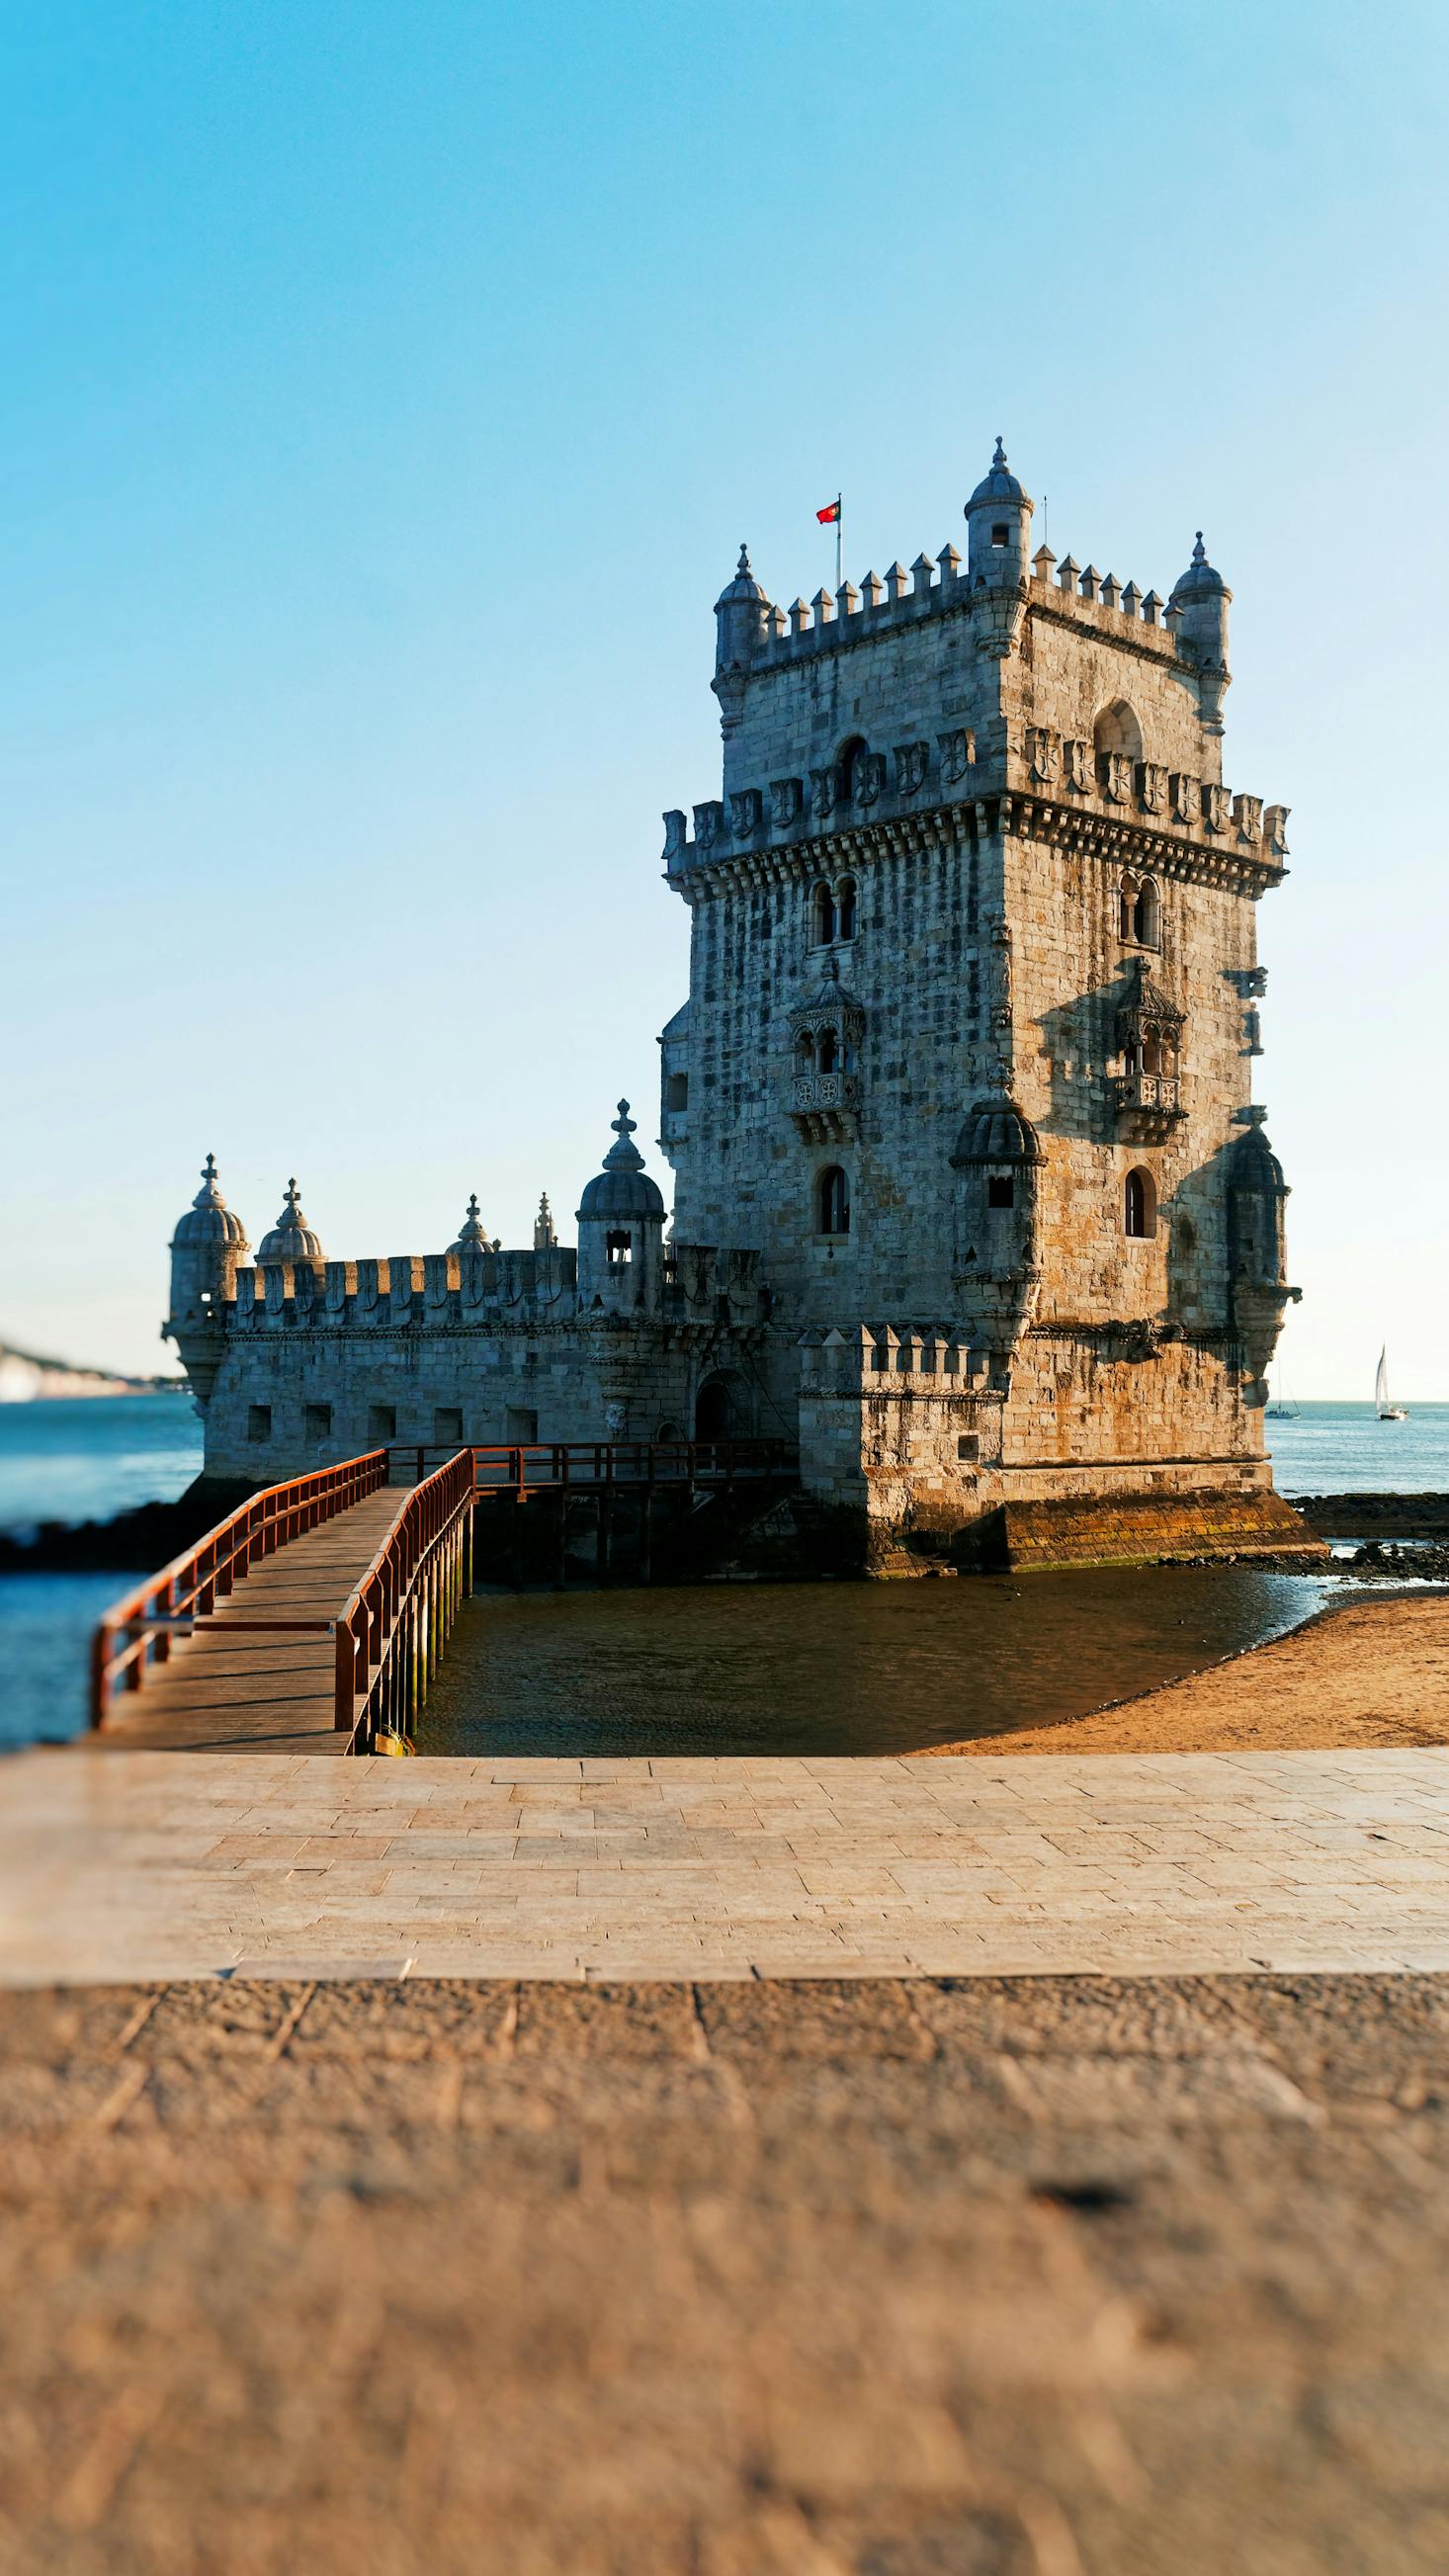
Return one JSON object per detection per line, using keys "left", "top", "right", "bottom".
{"left": 257, "top": 1178, "right": 324, "bottom": 1264}
{"left": 165, "top": 1154, "right": 250, "bottom": 1405}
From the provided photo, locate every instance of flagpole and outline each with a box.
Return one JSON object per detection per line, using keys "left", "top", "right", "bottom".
{"left": 835, "top": 493, "right": 843, "bottom": 590}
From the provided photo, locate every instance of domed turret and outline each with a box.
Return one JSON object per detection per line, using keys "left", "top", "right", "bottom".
{"left": 964, "top": 436, "right": 1034, "bottom": 591}
{"left": 577, "top": 1101, "right": 666, "bottom": 1316}
{"left": 257, "top": 1178, "right": 324, "bottom": 1264}
{"left": 714, "top": 543, "right": 771, "bottom": 674}
{"left": 1228, "top": 1115, "right": 1296, "bottom": 1403}
{"left": 949, "top": 1091, "right": 1044, "bottom": 1355}
{"left": 1168, "top": 532, "right": 1232, "bottom": 734}
{"left": 165, "top": 1154, "right": 250, "bottom": 1405}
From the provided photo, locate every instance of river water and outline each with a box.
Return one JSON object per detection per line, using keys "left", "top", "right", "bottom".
{"left": 1, "top": 1394, "right": 1444, "bottom": 1753}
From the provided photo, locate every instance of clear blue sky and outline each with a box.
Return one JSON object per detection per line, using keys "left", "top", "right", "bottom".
{"left": 3, "top": 0, "right": 1445, "bottom": 1394}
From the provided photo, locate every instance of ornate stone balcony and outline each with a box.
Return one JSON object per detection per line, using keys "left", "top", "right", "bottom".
{"left": 1111, "top": 1072, "right": 1185, "bottom": 1139}
{"left": 791, "top": 1069, "right": 861, "bottom": 1146}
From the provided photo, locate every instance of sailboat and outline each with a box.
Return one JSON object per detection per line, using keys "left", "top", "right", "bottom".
{"left": 1265, "top": 1361, "right": 1299, "bottom": 1419}
{"left": 1375, "top": 1345, "right": 1408, "bottom": 1422}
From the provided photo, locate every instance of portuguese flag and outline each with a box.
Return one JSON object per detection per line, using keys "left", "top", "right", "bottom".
{"left": 816, "top": 498, "right": 841, "bottom": 524}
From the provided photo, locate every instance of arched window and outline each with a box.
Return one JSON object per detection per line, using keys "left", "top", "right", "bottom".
{"left": 817, "top": 1164, "right": 850, "bottom": 1237}
{"left": 811, "top": 881, "right": 836, "bottom": 945}
{"left": 1116, "top": 874, "right": 1138, "bottom": 941}
{"left": 796, "top": 1029, "right": 816, "bottom": 1073}
{"left": 836, "top": 877, "right": 857, "bottom": 941}
{"left": 1124, "top": 1167, "right": 1156, "bottom": 1240}
{"left": 1093, "top": 700, "right": 1144, "bottom": 761}
{"left": 1133, "top": 877, "right": 1159, "bottom": 946}
{"left": 606, "top": 1229, "right": 633, "bottom": 1267}
{"left": 835, "top": 735, "right": 868, "bottom": 807}
{"left": 817, "top": 1027, "right": 838, "bottom": 1074}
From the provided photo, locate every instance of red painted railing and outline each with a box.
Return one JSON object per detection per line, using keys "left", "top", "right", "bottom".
{"left": 89, "top": 1451, "right": 388, "bottom": 1729}
{"left": 332, "top": 1449, "right": 475, "bottom": 1749}
{"left": 390, "top": 1438, "right": 794, "bottom": 1499}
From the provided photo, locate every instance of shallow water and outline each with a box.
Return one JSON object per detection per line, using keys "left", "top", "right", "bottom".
{"left": 1, "top": 1393, "right": 1444, "bottom": 1755}
{"left": 420, "top": 1567, "right": 1343, "bottom": 1759}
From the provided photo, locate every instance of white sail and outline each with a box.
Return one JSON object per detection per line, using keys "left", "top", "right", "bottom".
{"left": 1376, "top": 1346, "right": 1407, "bottom": 1418}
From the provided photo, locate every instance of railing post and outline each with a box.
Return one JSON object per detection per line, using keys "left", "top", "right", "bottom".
{"left": 334, "top": 1619, "right": 353, "bottom": 1734}
{"left": 90, "top": 1624, "right": 111, "bottom": 1730}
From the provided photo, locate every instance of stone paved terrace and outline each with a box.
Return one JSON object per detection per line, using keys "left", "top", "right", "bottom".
{"left": 5, "top": 1748, "right": 1449, "bottom": 1984}
{"left": 6, "top": 1968, "right": 1449, "bottom": 2572}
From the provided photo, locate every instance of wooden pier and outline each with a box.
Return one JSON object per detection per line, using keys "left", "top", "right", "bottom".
{"left": 89, "top": 1441, "right": 791, "bottom": 1756}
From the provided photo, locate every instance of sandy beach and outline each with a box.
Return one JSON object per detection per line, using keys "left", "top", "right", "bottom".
{"left": 929, "top": 1589, "right": 1449, "bottom": 1758}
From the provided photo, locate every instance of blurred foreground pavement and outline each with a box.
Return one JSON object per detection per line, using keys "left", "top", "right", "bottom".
{"left": 3, "top": 1973, "right": 1448, "bottom": 2573}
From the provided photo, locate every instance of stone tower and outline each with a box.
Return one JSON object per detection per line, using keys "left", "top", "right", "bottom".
{"left": 658, "top": 441, "right": 1308, "bottom": 1560}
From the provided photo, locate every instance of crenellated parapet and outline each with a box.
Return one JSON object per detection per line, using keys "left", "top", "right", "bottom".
{"left": 798, "top": 1324, "right": 997, "bottom": 1393}
{"left": 223, "top": 1243, "right": 580, "bottom": 1333}
{"left": 664, "top": 742, "right": 1287, "bottom": 891}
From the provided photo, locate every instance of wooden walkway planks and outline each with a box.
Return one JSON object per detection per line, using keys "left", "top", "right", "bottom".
{"left": 97, "top": 1489, "right": 412, "bottom": 1756}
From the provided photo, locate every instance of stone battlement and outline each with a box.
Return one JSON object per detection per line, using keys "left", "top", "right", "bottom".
{"left": 664, "top": 744, "right": 1286, "bottom": 879}
{"left": 732, "top": 546, "right": 1190, "bottom": 677}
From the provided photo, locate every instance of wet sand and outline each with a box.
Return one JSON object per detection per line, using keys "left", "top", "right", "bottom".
{"left": 928, "top": 1591, "right": 1449, "bottom": 1757}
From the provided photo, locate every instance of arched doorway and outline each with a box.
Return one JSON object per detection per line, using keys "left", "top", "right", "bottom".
{"left": 694, "top": 1374, "right": 742, "bottom": 1441}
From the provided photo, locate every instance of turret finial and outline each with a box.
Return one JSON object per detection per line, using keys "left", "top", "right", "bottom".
{"left": 456, "top": 1189, "right": 487, "bottom": 1246}
{"left": 613, "top": 1099, "right": 636, "bottom": 1139}
{"left": 992, "top": 434, "right": 1007, "bottom": 469}
{"left": 1192, "top": 530, "right": 1207, "bottom": 564}
{"left": 737, "top": 544, "right": 751, "bottom": 576}
{"left": 193, "top": 1153, "right": 223, "bottom": 1208}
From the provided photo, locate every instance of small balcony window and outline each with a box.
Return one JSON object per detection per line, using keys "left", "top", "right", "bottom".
{"left": 1125, "top": 1167, "right": 1157, "bottom": 1241}
{"left": 606, "top": 1230, "right": 633, "bottom": 1266}
{"left": 986, "top": 1175, "right": 1015, "bottom": 1209}
{"left": 247, "top": 1405, "right": 272, "bottom": 1443}
{"left": 817, "top": 1164, "right": 850, "bottom": 1237}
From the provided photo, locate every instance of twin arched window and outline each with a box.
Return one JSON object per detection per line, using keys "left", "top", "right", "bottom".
{"left": 1116, "top": 873, "right": 1159, "bottom": 947}
{"left": 811, "top": 875, "right": 857, "bottom": 946}
{"left": 817, "top": 1164, "right": 850, "bottom": 1237}
{"left": 797, "top": 1023, "right": 853, "bottom": 1075}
